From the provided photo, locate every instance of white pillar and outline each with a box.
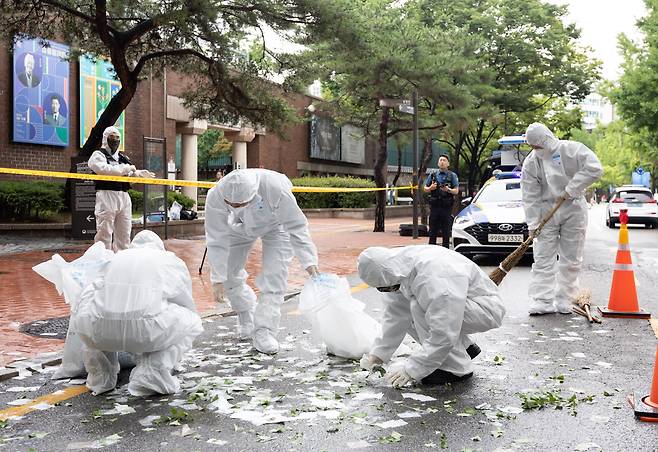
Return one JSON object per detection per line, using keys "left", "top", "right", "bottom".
{"left": 181, "top": 133, "right": 198, "bottom": 205}
{"left": 232, "top": 141, "right": 247, "bottom": 169}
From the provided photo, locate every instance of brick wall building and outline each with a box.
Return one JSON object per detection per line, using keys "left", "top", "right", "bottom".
{"left": 1, "top": 40, "right": 378, "bottom": 196}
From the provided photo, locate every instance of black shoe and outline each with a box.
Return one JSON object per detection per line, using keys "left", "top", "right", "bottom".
{"left": 421, "top": 368, "right": 473, "bottom": 385}
{"left": 466, "top": 343, "right": 481, "bottom": 360}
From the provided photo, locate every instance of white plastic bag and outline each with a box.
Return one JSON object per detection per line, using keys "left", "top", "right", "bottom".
{"left": 169, "top": 200, "right": 182, "bottom": 220}
{"left": 32, "top": 242, "right": 115, "bottom": 379}
{"left": 300, "top": 273, "right": 381, "bottom": 359}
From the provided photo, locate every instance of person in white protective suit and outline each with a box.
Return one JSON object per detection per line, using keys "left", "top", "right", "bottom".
{"left": 358, "top": 246, "right": 505, "bottom": 387}
{"left": 521, "top": 123, "right": 603, "bottom": 315}
{"left": 205, "top": 169, "right": 319, "bottom": 354}
{"left": 70, "top": 230, "right": 203, "bottom": 396}
{"left": 88, "top": 126, "right": 155, "bottom": 252}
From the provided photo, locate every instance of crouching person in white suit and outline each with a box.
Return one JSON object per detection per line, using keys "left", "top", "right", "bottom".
{"left": 70, "top": 230, "right": 203, "bottom": 396}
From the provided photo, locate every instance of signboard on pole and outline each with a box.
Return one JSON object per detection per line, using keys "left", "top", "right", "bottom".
{"left": 70, "top": 157, "right": 97, "bottom": 239}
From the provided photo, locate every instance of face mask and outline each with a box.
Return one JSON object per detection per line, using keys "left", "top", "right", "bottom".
{"left": 107, "top": 138, "right": 120, "bottom": 152}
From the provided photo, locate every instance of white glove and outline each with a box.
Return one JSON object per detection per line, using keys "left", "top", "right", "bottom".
{"left": 213, "top": 282, "right": 225, "bottom": 303}
{"left": 386, "top": 369, "right": 413, "bottom": 388}
{"left": 134, "top": 169, "right": 156, "bottom": 178}
{"left": 125, "top": 165, "right": 137, "bottom": 175}
{"left": 561, "top": 191, "right": 572, "bottom": 201}
{"left": 359, "top": 353, "right": 383, "bottom": 371}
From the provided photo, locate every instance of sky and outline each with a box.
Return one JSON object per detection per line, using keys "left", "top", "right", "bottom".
{"left": 545, "top": 0, "right": 647, "bottom": 80}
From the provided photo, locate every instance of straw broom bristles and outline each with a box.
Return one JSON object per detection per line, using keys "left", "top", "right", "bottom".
{"left": 489, "top": 197, "right": 567, "bottom": 285}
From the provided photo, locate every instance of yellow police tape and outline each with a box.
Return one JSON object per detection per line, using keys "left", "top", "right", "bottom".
{"left": 0, "top": 167, "right": 416, "bottom": 193}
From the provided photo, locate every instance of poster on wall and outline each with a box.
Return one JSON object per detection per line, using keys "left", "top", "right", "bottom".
{"left": 340, "top": 124, "right": 365, "bottom": 164}
{"left": 13, "top": 39, "right": 70, "bottom": 147}
{"left": 309, "top": 115, "right": 340, "bottom": 161}
{"left": 79, "top": 55, "right": 125, "bottom": 150}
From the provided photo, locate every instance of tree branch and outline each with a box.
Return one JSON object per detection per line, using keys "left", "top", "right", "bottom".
{"left": 39, "top": 0, "right": 94, "bottom": 23}
{"left": 133, "top": 48, "right": 211, "bottom": 76}
{"left": 387, "top": 121, "right": 446, "bottom": 137}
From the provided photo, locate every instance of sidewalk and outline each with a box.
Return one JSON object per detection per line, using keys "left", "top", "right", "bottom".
{"left": 0, "top": 217, "right": 419, "bottom": 367}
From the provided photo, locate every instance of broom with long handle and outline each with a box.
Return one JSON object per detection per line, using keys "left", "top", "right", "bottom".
{"left": 489, "top": 196, "right": 567, "bottom": 285}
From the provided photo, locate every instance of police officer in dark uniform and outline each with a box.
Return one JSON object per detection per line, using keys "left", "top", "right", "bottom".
{"left": 423, "top": 153, "right": 459, "bottom": 247}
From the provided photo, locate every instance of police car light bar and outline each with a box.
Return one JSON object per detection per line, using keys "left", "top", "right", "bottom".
{"left": 498, "top": 135, "right": 527, "bottom": 145}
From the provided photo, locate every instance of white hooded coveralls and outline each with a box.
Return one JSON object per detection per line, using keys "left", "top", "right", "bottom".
{"left": 205, "top": 169, "right": 318, "bottom": 336}
{"left": 70, "top": 231, "right": 203, "bottom": 396}
{"left": 521, "top": 123, "right": 603, "bottom": 311}
{"left": 88, "top": 126, "right": 133, "bottom": 252}
{"left": 357, "top": 246, "right": 505, "bottom": 381}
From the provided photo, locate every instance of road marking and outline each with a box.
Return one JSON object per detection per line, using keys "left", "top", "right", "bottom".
{"left": 651, "top": 318, "right": 658, "bottom": 340}
{"left": 0, "top": 385, "right": 88, "bottom": 421}
{"left": 288, "top": 282, "right": 371, "bottom": 316}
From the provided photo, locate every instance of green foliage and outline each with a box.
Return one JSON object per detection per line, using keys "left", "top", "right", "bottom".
{"left": 570, "top": 121, "right": 651, "bottom": 190}
{"left": 128, "top": 189, "right": 195, "bottom": 212}
{"left": 198, "top": 129, "right": 233, "bottom": 169}
{"left": 0, "top": 0, "right": 354, "bottom": 152}
{"left": 425, "top": 0, "right": 600, "bottom": 191}
{"left": 291, "top": 176, "right": 376, "bottom": 209}
{"left": 518, "top": 389, "right": 595, "bottom": 417}
{"left": 0, "top": 181, "right": 65, "bottom": 221}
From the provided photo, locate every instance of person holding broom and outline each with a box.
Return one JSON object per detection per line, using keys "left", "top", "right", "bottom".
{"left": 521, "top": 123, "right": 603, "bottom": 315}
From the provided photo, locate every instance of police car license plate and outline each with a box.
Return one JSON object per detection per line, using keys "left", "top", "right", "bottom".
{"left": 488, "top": 234, "right": 523, "bottom": 243}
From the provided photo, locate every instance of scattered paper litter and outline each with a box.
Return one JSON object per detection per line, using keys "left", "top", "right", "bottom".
{"left": 353, "top": 392, "right": 384, "bottom": 401}
{"left": 590, "top": 415, "right": 610, "bottom": 424}
{"left": 138, "top": 415, "right": 160, "bottom": 427}
{"left": 397, "top": 411, "right": 422, "bottom": 419}
{"left": 498, "top": 406, "right": 524, "bottom": 415}
{"left": 376, "top": 419, "right": 408, "bottom": 429}
{"left": 571, "top": 352, "right": 586, "bottom": 358}
{"left": 7, "top": 398, "right": 33, "bottom": 406}
{"left": 401, "top": 393, "right": 437, "bottom": 402}
{"left": 66, "top": 433, "right": 122, "bottom": 450}
{"left": 31, "top": 402, "right": 54, "bottom": 411}
{"left": 181, "top": 371, "right": 211, "bottom": 379}
{"left": 6, "top": 386, "right": 40, "bottom": 392}
{"left": 207, "top": 438, "right": 228, "bottom": 445}
{"left": 595, "top": 361, "right": 613, "bottom": 369}
{"left": 230, "top": 409, "right": 292, "bottom": 426}
{"left": 347, "top": 440, "right": 372, "bottom": 449}
{"left": 574, "top": 442, "right": 602, "bottom": 451}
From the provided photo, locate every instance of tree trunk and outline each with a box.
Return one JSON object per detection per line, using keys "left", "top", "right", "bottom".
{"left": 373, "top": 106, "right": 390, "bottom": 232}
{"left": 418, "top": 137, "right": 433, "bottom": 225}
{"left": 80, "top": 80, "right": 138, "bottom": 157}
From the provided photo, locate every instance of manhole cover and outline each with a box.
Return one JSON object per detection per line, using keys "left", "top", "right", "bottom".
{"left": 20, "top": 316, "right": 69, "bottom": 339}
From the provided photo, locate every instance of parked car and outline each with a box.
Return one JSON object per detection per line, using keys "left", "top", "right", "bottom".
{"left": 606, "top": 185, "right": 658, "bottom": 228}
{"left": 452, "top": 172, "right": 531, "bottom": 259}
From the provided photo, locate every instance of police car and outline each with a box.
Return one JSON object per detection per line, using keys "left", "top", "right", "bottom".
{"left": 452, "top": 171, "right": 531, "bottom": 259}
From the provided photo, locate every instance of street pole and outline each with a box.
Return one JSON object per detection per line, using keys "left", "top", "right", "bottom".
{"left": 412, "top": 90, "right": 419, "bottom": 239}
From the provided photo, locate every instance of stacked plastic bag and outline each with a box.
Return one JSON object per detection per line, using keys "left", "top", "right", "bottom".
{"left": 32, "top": 242, "right": 117, "bottom": 379}
{"left": 299, "top": 273, "right": 381, "bottom": 359}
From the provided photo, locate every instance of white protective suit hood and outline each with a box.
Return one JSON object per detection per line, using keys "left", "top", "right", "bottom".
{"left": 220, "top": 170, "right": 260, "bottom": 204}
{"left": 130, "top": 230, "right": 165, "bottom": 251}
{"left": 357, "top": 247, "right": 412, "bottom": 288}
{"left": 525, "top": 123, "right": 560, "bottom": 158}
{"left": 101, "top": 126, "right": 121, "bottom": 152}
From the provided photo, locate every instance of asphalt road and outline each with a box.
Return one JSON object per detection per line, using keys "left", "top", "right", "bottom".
{"left": 1, "top": 205, "right": 656, "bottom": 451}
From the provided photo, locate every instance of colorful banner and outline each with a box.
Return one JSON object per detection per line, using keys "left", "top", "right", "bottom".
{"left": 79, "top": 55, "right": 125, "bottom": 150}
{"left": 13, "top": 39, "right": 70, "bottom": 146}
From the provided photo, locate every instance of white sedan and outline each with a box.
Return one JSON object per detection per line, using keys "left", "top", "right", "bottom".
{"left": 606, "top": 185, "right": 658, "bottom": 228}
{"left": 452, "top": 173, "right": 532, "bottom": 258}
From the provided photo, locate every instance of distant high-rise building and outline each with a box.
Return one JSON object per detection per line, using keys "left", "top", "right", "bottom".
{"left": 580, "top": 92, "right": 615, "bottom": 130}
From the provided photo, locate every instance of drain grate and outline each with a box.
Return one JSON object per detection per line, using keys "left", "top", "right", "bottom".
{"left": 20, "top": 316, "right": 69, "bottom": 340}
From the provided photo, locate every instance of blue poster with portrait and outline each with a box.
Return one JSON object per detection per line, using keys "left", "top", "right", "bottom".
{"left": 13, "top": 38, "right": 70, "bottom": 147}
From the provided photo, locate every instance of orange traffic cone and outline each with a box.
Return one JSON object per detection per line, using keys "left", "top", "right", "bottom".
{"left": 598, "top": 209, "right": 650, "bottom": 319}
{"left": 630, "top": 345, "right": 658, "bottom": 422}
